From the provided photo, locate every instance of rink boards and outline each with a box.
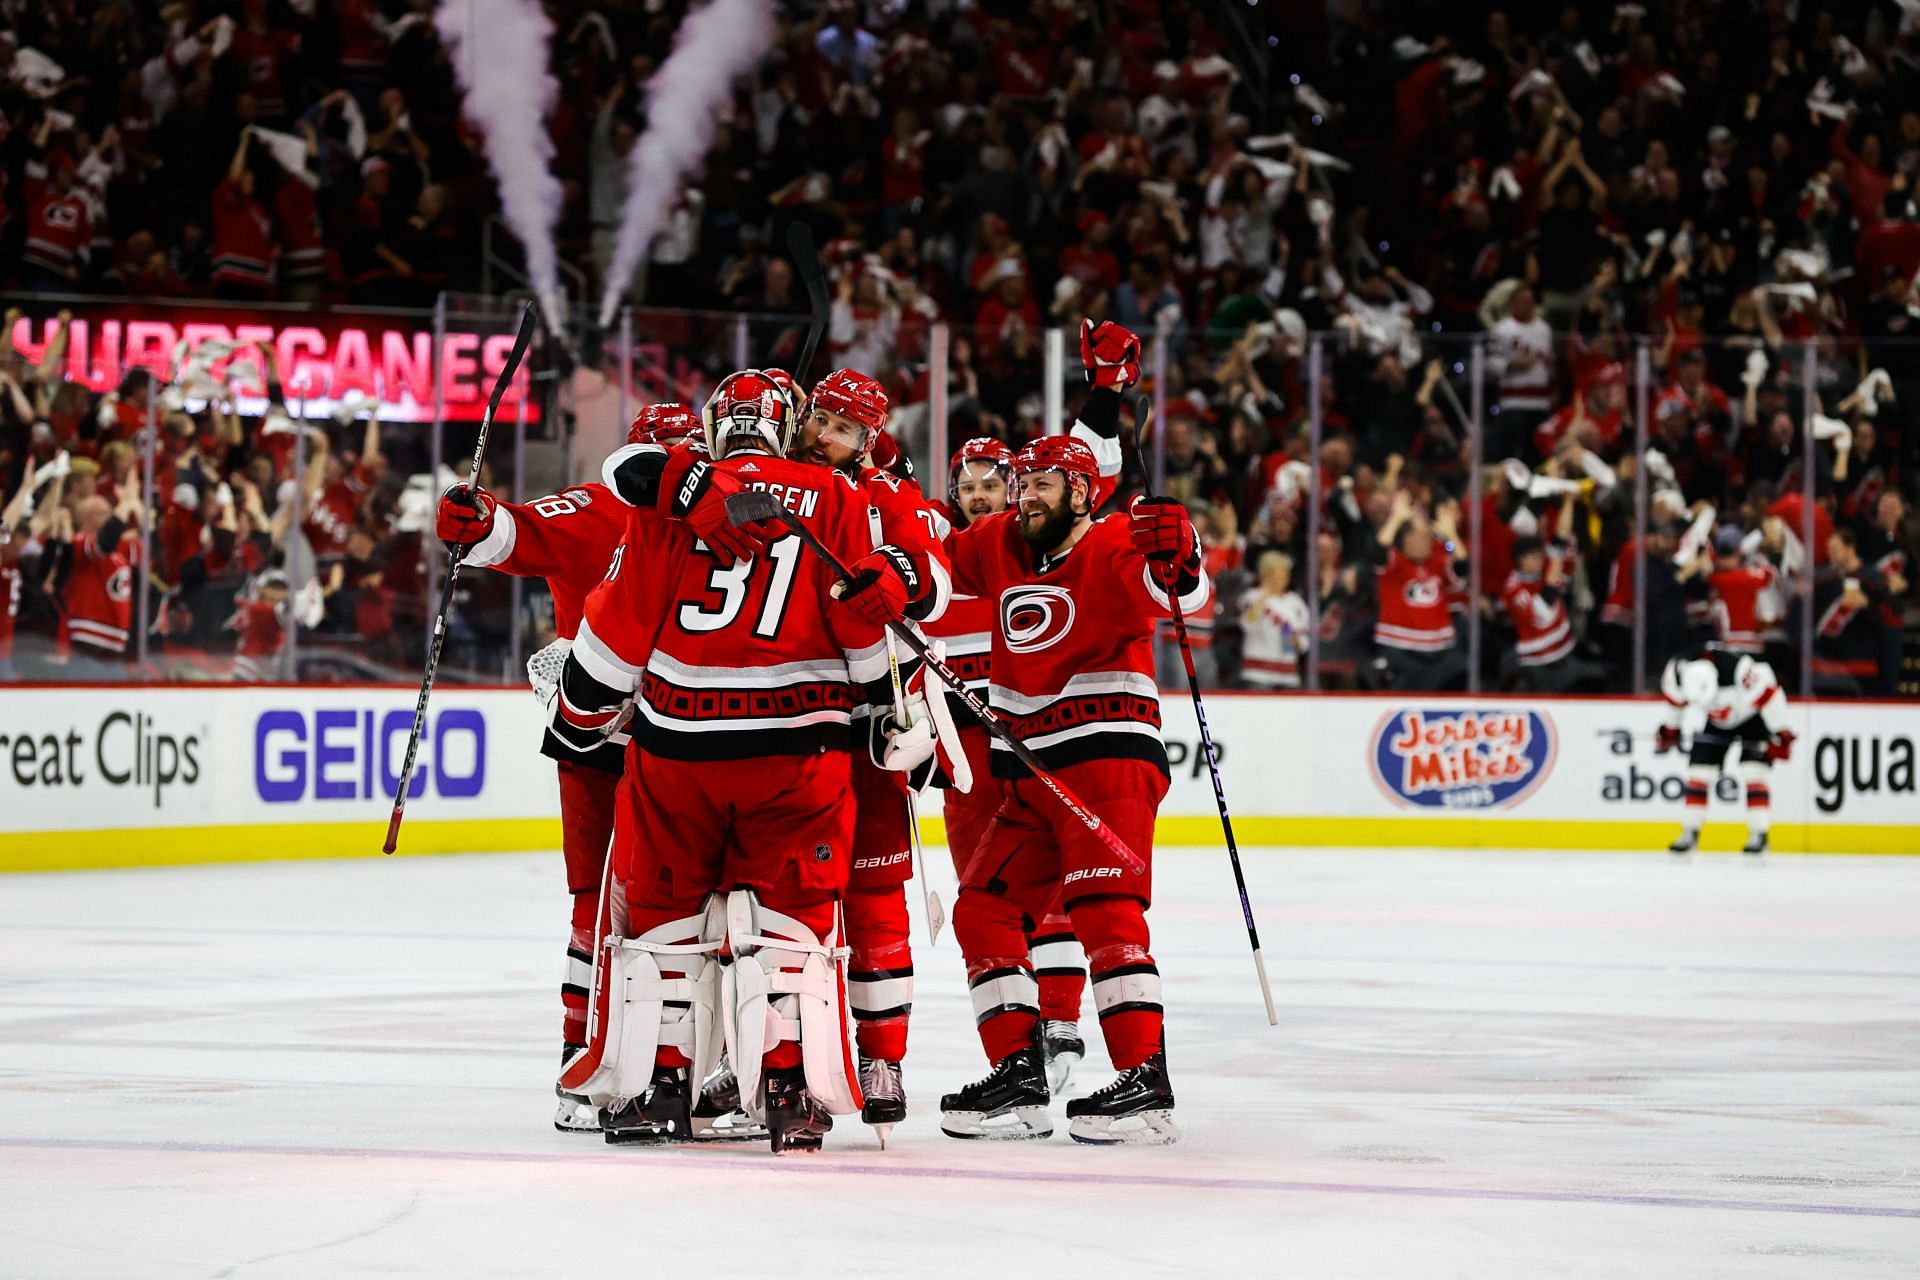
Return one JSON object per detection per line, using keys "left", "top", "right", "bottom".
{"left": 0, "top": 685, "right": 1915, "bottom": 870}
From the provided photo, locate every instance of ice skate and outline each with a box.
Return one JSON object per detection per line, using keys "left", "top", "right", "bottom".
{"left": 1742, "top": 831, "right": 1769, "bottom": 856}
{"left": 939, "top": 1045, "right": 1053, "bottom": 1140}
{"left": 763, "top": 1065, "right": 833, "bottom": 1154}
{"left": 859, "top": 1057, "right": 905, "bottom": 1148}
{"left": 600, "top": 1065, "right": 693, "bottom": 1145}
{"left": 555, "top": 1045, "right": 600, "bottom": 1133}
{"left": 690, "top": 1056, "right": 768, "bottom": 1142}
{"left": 1041, "top": 1020, "right": 1085, "bottom": 1093}
{"left": 1067, "top": 1050, "right": 1180, "bottom": 1146}
{"left": 1668, "top": 830, "right": 1697, "bottom": 855}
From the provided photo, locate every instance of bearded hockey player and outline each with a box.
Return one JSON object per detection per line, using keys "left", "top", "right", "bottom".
{"left": 936, "top": 426, "right": 1206, "bottom": 1146}
{"left": 547, "top": 370, "right": 896, "bottom": 1154}
{"left": 435, "top": 402, "right": 701, "bottom": 1132}
{"left": 1655, "top": 644, "right": 1794, "bottom": 855}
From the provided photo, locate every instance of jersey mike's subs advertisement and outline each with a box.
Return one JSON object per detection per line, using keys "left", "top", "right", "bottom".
{"left": 2, "top": 687, "right": 1914, "bottom": 869}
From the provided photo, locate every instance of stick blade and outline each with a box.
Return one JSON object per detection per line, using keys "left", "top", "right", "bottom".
{"left": 724, "top": 489, "right": 786, "bottom": 528}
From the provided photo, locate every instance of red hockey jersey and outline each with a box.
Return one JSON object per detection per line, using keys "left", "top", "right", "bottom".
{"left": 948, "top": 510, "right": 1209, "bottom": 776}
{"left": 466, "top": 483, "right": 627, "bottom": 639}
{"left": 24, "top": 190, "right": 91, "bottom": 277}
{"left": 1500, "top": 545, "right": 1576, "bottom": 667}
{"left": 1374, "top": 548, "right": 1461, "bottom": 653}
{"left": 0, "top": 554, "right": 20, "bottom": 661}
{"left": 1708, "top": 564, "right": 1776, "bottom": 654}
{"left": 66, "top": 527, "right": 139, "bottom": 657}
{"left": 568, "top": 455, "right": 889, "bottom": 762}
{"left": 303, "top": 463, "right": 372, "bottom": 560}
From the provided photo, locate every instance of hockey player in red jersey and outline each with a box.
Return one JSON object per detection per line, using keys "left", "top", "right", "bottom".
{"left": 786, "top": 366, "right": 953, "bottom": 1139}
{"left": 936, "top": 429, "right": 1207, "bottom": 1145}
{"left": 550, "top": 370, "right": 894, "bottom": 1154}
{"left": 436, "top": 402, "right": 701, "bottom": 1132}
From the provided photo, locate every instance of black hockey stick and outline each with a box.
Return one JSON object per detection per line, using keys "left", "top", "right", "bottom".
{"left": 1134, "top": 403, "right": 1277, "bottom": 1024}
{"left": 383, "top": 302, "right": 537, "bottom": 853}
{"left": 724, "top": 490, "right": 1146, "bottom": 874}
{"left": 786, "top": 222, "right": 830, "bottom": 383}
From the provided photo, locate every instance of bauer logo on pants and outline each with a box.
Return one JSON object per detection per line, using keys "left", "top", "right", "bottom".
{"left": 1369, "top": 708, "right": 1556, "bottom": 810}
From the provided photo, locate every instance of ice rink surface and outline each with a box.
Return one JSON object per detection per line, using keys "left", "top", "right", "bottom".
{"left": 1, "top": 846, "right": 1916, "bottom": 1279}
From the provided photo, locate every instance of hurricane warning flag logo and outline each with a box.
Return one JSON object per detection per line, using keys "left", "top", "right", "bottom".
{"left": 1370, "top": 708, "right": 1556, "bottom": 810}
{"left": 1001, "top": 585, "right": 1076, "bottom": 654}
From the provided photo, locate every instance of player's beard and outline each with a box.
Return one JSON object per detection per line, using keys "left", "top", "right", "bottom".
{"left": 1018, "top": 495, "right": 1079, "bottom": 551}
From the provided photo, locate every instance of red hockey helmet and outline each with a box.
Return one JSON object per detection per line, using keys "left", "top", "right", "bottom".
{"left": 628, "top": 402, "right": 702, "bottom": 446}
{"left": 806, "top": 367, "right": 889, "bottom": 454}
{"left": 702, "top": 369, "right": 798, "bottom": 458}
{"left": 1012, "top": 435, "right": 1099, "bottom": 511}
{"left": 948, "top": 436, "right": 1015, "bottom": 510}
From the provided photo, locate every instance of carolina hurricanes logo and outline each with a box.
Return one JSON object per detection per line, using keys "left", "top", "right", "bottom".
{"left": 106, "top": 566, "right": 133, "bottom": 602}
{"left": 1001, "top": 585, "right": 1075, "bottom": 654}
{"left": 1404, "top": 578, "right": 1443, "bottom": 607}
{"left": 45, "top": 204, "right": 80, "bottom": 228}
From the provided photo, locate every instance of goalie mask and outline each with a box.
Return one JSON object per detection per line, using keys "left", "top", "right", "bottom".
{"left": 702, "top": 370, "right": 798, "bottom": 459}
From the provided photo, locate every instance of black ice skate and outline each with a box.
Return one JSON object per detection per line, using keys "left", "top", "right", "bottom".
{"left": 1668, "top": 830, "right": 1698, "bottom": 855}
{"left": 691, "top": 1057, "right": 768, "bottom": 1142}
{"left": 763, "top": 1065, "right": 833, "bottom": 1154}
{"left": 939, "top": 1045, "right": 1053, "bottom": 1140}
{"left": 600, "top": 1065, "right": 693, "bottom": 1145}
{"left": 1042, "top": 1020, "right": 1085, "bottom": 1093}
{"left": 1066, "top": 1049, "right": 1180, "bottom": 1146}
{"left": 860, "top": 1057, "right": 905, "bottom": 1148}
{"left": 1742, "top": 831, "right": 1769, "bottom": 856}
{"left": 555, "top": 1044, "right": 600, "bottom": 1134}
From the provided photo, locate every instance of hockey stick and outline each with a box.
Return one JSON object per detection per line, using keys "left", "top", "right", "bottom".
{"left": 725, "top": 491, "right": 1146, "bottom": 875}
{"left": 787, "top": 223, "right": 830, "bottom": 383}
{"left": 866, "top": 508, "right": 947, "bottom": 944}
{"left": 1134, "top": 403, "right": 1278, "bottom": 1025}
{"left": 383, "top": 303, "right": 537, "bottom": 854}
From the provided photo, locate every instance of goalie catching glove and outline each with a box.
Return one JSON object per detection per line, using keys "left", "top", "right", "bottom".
{"left": 875, "top": 640, "right": 973, "bottom": 794}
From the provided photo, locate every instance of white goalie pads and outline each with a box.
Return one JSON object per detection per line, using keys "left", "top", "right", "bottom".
{"left": 527, "top": 637, "right": 572, "bottom": 704}
{"left": 878, "top": 640, "right": 974, "bottom": 794}
{"left": 558, "top": 896, "right": 725, "bottom": 1107}
{"left": 721, "top": 890, "right": 864, "bottom": 1120}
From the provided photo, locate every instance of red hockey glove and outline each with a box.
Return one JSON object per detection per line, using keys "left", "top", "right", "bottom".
{"left": 1081, "top": 318, "right": 1142, "bottom": 391}
{"left": 436, "top": 484, "right": 496, "bottom": 550}
{"left": 1129, "top": 494, "right": 1199, "bottom": 565}
{"left": 867, "top": 429, "right": 916, "bottom": 483}
{"left": 1767, "top": 729, "right": 1795, "bottom": 763}
{"left": 835, "top": 544, "right": 920, "bottom": 627}
{"left": 660, "top": 450, "right": 773, "bottom": 567}
{"left": 1654, "top": 724, "right": 1681, "bottom": 754}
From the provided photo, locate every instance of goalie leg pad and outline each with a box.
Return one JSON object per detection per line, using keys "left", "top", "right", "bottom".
{"left": 560, "top": 896, "right": 724, "bottom": 1106}
{"left": 724, "top": 889, "right": 864, "bottom": 1120}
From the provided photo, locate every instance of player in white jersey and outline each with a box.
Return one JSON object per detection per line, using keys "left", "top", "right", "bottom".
{"left": 1655, "top": 645, "right": 1794, "bottom": 855}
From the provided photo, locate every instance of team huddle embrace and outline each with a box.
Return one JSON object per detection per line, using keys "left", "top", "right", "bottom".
{"left": 434, "top": 321, "right": 1209, "bottom": 1153}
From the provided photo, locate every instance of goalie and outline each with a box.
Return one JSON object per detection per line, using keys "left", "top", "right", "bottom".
{"left": 1655, "top": 644, "right": 1794, "bottom": 856}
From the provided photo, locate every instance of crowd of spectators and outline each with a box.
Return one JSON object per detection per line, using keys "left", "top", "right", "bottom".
{"left": 2, "top": 1, "right": 1918, "bottom": 693}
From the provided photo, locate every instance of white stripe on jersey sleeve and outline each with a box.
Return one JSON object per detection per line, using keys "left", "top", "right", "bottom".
{"left": 599, "top": 442, "right": 668, "bottom": 503}
{"left": 463, "top": 503, "right": 518, "bottom": 569}
{"left": 573, "top": 617, "right": 645, "bottom": 692}
{"left": 1071, "top": 419, "right": 1123, "bottom": 479}
{"left": 1141, "top": 563, "right": 1212, "bottom": 616}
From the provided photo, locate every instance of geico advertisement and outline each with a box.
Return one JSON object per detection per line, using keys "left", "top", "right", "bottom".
{"left": 1157, "top": 695, "right": 1920, "bottom": 827}
{"left": 0, "top": 688, "right": 555, "bottom": 832}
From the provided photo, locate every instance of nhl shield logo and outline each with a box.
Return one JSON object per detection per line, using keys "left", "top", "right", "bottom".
{"left": 1370, "top": 708, "right": 1556, "bottom": 810}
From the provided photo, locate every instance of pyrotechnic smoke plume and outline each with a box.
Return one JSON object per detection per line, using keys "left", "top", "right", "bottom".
{"left": 434, "top": 0, "right": 567, "bottom": 331}
{"left": 597, "top": 0, "right": 778, "bottom": 328}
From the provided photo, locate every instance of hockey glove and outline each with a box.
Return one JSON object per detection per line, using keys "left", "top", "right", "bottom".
{"left": 662, "top": 450, "right": 773, "bottom": 567}
{"left": 867, "top": 429, "right": 915, "bottom": 483}
{"left": 835, "top": 544, "right": 920, "bottom": 627}
{"left": 1129, "top": 494, "right": 1200, "bottom": 570}
{"left": 436, "top": 484, "right": 496, "bottom": 550}
{"left": 1081, "top": 318, "right": 1142, "bottom": 391}
{"left": 1767, "top": 729, "right": 1795, "bottom": 763}
{"left": 878, "top": 642, "right": 975, "bottom": 794}
{"left": 1654, "top": 724, "right": 1681, "bottom": 754}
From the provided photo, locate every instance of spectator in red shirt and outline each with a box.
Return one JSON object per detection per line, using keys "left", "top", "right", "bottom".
{"left": 23, "top": 156, "right": 92, "bottom": 292}
{"left": 210, "top": 136, "right": 275, "bottom": 299}
{"left": 1371, "top": 489, "right": 1469, "bottom": 691}
{"left": 1058, "top": 211, "right": 1121, "bottom": 299}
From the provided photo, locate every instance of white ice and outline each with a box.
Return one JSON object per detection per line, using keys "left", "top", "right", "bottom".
{"left": 1, "top": 847, "right": 1916, "bottom": 1279}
